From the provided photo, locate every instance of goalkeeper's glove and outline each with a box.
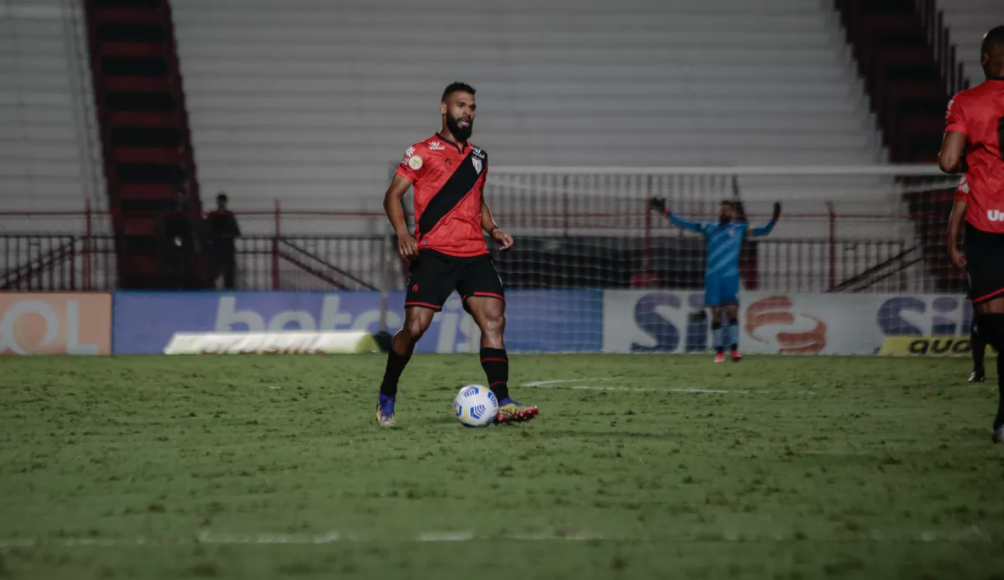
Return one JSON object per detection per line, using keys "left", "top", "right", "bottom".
{"left": 648, "top": 197, "right": 667, "bottom": 214}
{"left": 772, "top": 202, "right": 782, "bottom": 221}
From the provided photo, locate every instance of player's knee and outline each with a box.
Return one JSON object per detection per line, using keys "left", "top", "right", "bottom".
{"left": 978, "top": 313, "right": 1004, "bottom": 347}
{"left": 480, "top": 312, "right": 506, "bottom": 338}
{"left": 403, "top": 316, "right": 432, "bottom": 341}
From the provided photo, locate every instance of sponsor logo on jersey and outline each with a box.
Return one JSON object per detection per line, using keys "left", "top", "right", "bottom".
{"left": 472, "top": 147, "right": 485, "bottom": 159}
{"left": 403, "top": 146, "right": 415, "bottom": 160}
{"left": 428, "top": 141, "right": 446, "bottom": 151}
{"left": 408, "top": 155, "right": 423, "bottom": 170}
{"left": 988, "top": 210, "right": 1004, "bottom": 222}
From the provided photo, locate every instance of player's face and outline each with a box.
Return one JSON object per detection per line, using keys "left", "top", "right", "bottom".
{"left": 719, "top": 204, "right": 735, "bottom": 224}
{"left": 441, "top": 92, "right": 476, "bottom": 141}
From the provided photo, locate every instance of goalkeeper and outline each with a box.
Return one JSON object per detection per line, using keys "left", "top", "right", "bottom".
{"left": 649, "top": 198, "right": 781, "bottom": 362}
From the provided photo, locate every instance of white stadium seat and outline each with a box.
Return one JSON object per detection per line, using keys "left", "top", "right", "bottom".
{"left": 938, "top": 0, "right": 1004, "bottom": 88}
{"left": 171, "top": 0, "right": 887, "bottom": 214}
{"left": 0, "top": 0, "right": 104, "bottom": 233}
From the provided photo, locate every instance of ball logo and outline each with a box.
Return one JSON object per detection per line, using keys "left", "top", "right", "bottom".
{"left": 0, "top": 294, "right": 111, "bottom": 355}
{"left": 745, "top": 296, "right": 826, "bottom": 354}
{"left": 408, "top": 155, "right": 423, "bottom": 170}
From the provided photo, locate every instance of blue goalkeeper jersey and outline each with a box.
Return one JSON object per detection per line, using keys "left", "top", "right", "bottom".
{"left": 666, "top": 214, "right": 776, "bottom": 279}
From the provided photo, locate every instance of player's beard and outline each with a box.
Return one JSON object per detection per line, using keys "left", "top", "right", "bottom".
{"left": 446, "top": 113, "right": 473, "bottom": 142}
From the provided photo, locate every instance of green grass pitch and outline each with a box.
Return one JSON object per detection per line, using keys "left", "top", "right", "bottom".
{"left": 2, "top": 354, "right": 1004, "bottom": 579}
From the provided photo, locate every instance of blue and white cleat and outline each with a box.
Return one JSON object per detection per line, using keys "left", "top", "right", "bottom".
{"left": 376, "top": 393, "right": 396, "bottom": 428}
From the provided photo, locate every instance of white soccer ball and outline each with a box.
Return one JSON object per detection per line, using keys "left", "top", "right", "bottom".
{"left": 453, "top": 385, "right": 499, "bottom": 427}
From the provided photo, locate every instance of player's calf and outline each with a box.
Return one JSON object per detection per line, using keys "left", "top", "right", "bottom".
{"left": 376, "top": 308, "right": 432, "bottom": 427}
{"left": 974, "top": 313, "right": 1004, "bottom": 440}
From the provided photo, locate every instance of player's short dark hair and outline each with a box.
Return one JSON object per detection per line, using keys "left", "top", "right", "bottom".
{"left": 216, "top": 192, "right": 228, "bottom": 203}
{"left": 982, "top": 26, "right": 1004, "bottom": 56}
{"left": 720, "top": 200, "right": 736, "bottom": 209}
{"left": 442, "top": 82, "right": 476, "bottom": 102}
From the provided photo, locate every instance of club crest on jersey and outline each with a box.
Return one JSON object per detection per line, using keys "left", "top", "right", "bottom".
{"left": 408, "top": 155, "right": 423, "bottom": 170}
{"left": 428, "top": 141, "right": 445, "bottom": 151}
{"left": 472, "top": 157, "right": 483, "bottom": 175}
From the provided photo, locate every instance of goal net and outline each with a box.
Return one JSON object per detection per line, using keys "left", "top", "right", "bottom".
{"left": 478, "top": 167, "right": 967, "bottom": 355}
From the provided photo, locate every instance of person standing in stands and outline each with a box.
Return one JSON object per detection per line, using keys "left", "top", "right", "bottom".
{"left": 159, "top": 185, "right": 197, "bottom": 289}
{"left": 206, "top": 192, "right": 242, "bottom": 290}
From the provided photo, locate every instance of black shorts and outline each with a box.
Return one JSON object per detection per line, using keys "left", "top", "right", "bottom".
{"left": 965, "top": 222, "right": 1004, "bottom": 305}
{"left": 405, "top": 250, "right": 504, "bottom": 312}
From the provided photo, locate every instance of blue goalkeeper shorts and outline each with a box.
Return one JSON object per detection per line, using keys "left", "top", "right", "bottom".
{"left": 705, "top": 274, "right": 739, "bottom": 307}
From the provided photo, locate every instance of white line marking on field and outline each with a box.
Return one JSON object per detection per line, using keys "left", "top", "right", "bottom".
{"left": 522, "top": 379, "right": 615, "bottom": 387}
{"left": 519, "top": 379, "right": 817, "bottom": 396}
{"left": 520, "top": 379, "right": 740, "bottom": 394}
{"left": 0, "top": 528, "right": 992, "bottom": 547}
{"left": 418, "top": 531, "right": 475, "bottom": 542}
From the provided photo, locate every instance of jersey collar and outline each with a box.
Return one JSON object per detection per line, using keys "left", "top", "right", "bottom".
{"left": 436, "top": 132, "right": 468, "bottom": 154}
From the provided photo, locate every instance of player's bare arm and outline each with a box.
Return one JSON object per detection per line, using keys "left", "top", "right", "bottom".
{"left": 481, "top": 198, "right": 513, "bottom": 250}
{"left": 939, "top": 131, "right": 967, "bottom": 174}
{"left": 383, "top": 174, "right": 418, "bottom": 260}
{"left": 947, "top": 198, "right": 968, "bottom": 271}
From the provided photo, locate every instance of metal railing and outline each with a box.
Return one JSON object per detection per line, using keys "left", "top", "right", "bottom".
{"left": 0, "top": 166, "right": 958, "bottom": 293}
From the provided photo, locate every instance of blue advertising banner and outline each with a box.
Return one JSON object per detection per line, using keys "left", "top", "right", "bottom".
{"left": 112, "top": 290, "right": 602, "bottom": 354}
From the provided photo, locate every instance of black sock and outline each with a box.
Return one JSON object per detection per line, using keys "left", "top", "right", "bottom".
{"left": 997, "top": 355, "right": 1004, "bottom": 431}
{"left": 975, "top": 314, "right": 1004, "bottom": 430}
{"left": 480, "top": 347, "right": 510, "bottom": 401}
{"left": 712, "top": 321, "right": 724, "bottom": 354}
{"left": 728, "top": 321, "right": 739, "bottom": 351}
{"left": 972, "top": 319, "right": 986, "bottom": 374}
{"left": 380, "top": 350, "right": 411, "bottom": 398}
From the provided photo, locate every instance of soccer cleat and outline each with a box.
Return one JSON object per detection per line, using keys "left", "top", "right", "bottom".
{"left": 376, "top": 393, "right": 396, "bottom": 428}
{"left": 714, "top": 352, "right": 726, "bottom": 363}
{"left": 496, "top": 398, "right": 538, "bottom": 424}
{"left": 731, "top": 350, "right": 743, "bottom": 362}
{"left": 969, "top": 370, "right": 985, "bottom": 382}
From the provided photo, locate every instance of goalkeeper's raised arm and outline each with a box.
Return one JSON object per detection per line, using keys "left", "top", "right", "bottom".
{"left": 748, "top": 202, "right": 782, "bottom": 237}
{"left": 648, "top": 197, "right": 707, "bottom": 234}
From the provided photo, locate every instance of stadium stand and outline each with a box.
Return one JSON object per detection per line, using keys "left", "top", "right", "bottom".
{"left": 0, "top": 0, "right": 103, "bottom": 228}
{"left": 170, "top": 0, "right": 886, "bottom": 219}
{"left": 938, "top": 0, "right": 1004, "bottom": 87}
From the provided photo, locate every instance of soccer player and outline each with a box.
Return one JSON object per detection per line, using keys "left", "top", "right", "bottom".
{"left": 947, "top": 196, "right": 988, "bottom": 383}
{"left": 376, "top": 82, "right": 538, "bottom": 428}
{"left": 648, "top": 198, "right": 781, "bottom": 362}
{"left": 941, "top": 26, "right": 1004, "bottom": 441}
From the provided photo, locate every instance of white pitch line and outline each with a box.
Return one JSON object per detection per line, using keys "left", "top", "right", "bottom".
{"left": 518, "top": 379, "right": 818, "bottom": 395}
{"left": 522, "top": 379, "right": 616, "bottom": 387}
{"left": 0, "top": 528, "right": 991, "bottom": 548}
{"left": 0, "top": 531, "right": 603, "bottom": 548}
{"left": 520, "top": 379, "right": 740, "bottom": 394}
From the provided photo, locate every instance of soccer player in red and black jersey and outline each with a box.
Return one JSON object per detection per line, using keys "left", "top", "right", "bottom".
{"left": 375, "top": 82, "right": 538, "bottom": 427}
{"left": 942, "top": 25, "right": 1004, "bottom": 442}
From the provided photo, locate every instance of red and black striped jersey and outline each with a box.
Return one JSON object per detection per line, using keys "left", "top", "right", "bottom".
{"left": 395, "top": 133, "right": 488, "bottom": 257}
{"left": 946, "top": 79, "right": 1004, "bottom": 233}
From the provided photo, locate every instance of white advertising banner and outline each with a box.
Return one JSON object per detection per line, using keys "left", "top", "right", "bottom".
{"left": 603, "top": 291, "right": 973, "bottom": 355}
